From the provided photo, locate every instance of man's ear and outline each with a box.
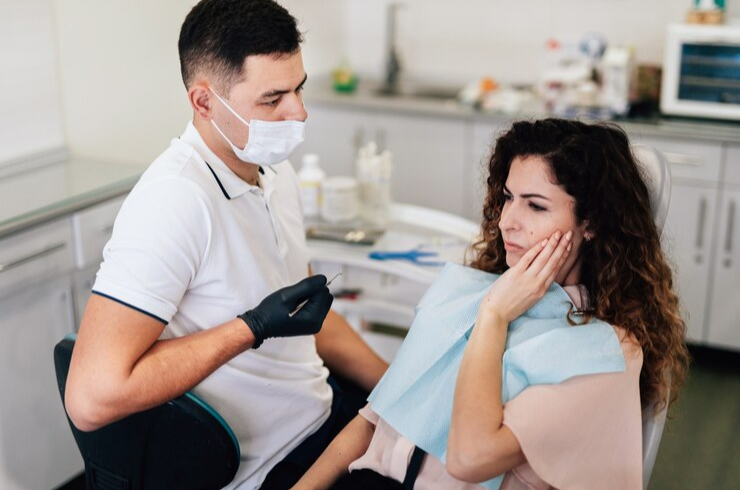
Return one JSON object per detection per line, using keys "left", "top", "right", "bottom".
{"left": 189, "top": 83, "right": 212, "bottom": 120}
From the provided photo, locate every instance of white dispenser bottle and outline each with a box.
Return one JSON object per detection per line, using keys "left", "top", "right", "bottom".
{"left": 298, "top": 153, "right": 326, "bottom": 219}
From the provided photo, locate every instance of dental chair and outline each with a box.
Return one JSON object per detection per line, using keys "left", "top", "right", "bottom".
{"left": 53, "top": 334, "right": 240, "bottom": 490}
{"left": 633, "top": 144, "right": 672, "bottom": 490}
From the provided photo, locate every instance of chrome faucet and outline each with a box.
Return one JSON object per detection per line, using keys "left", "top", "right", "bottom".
{"left": 383, "top": 3, "right": 403, "bottom": 92}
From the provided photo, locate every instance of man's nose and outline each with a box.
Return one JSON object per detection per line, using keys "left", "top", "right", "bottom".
{"left": 284, "top": 93, "right": 308, "bottom": 122}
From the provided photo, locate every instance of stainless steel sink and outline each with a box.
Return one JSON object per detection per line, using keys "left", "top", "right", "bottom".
{"left": 372, "top": 84, "right": 460, "bottom": 101}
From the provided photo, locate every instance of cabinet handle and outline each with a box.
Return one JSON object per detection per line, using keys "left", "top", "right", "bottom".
{"left": 696, "top": 197, "right": 707, "bottom": 248}
{"left": 724, "top": 200, "right": 736, "bottom": 268}
{"left": 694, "top": 198, "right": 707, "bottom": 264}
{"left": 663, "top": 152, "right": 703, "bottom": 167}
{"left": 0, "top": 242, "right": 66, "bottom": 274}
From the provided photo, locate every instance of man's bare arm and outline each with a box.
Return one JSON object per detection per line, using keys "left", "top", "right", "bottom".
{"left": 314, "top": 310, "right": 387, "bottom": 392}
{"left": 65, "top": 295, "right": 255, "bottom": 431}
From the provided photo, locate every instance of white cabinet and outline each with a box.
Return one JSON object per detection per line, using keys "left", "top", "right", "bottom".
{"left": 297, "top": 105, "right": 370, "bottom": 177}
{"left": 300, "top": 104, "right": 469, "bottom": 217}
{"left": 0, "top": 219, "right": 82, "bottom": 490}
{"left": 707, "top": 187, "right": 740, "bottom": 350}
{"left": 375, "top": 112, "right": 467, "bottom": 216}
{"left": 663, "top": 184, "right": 719, "bottom": 342}
{"left": 70, "top": 196, "right": 125, "bottom": 325}
{"left": 638, "top": 135, "right": 723, "bottom": 345}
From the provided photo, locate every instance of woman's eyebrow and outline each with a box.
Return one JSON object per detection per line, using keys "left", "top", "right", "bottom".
{"left": 503, "top": 185, "right": 551, "bottom": 201}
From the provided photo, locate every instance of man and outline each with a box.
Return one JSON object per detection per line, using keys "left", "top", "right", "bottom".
{"left": 64, "top": 1, "right": 387, "bottom": 488}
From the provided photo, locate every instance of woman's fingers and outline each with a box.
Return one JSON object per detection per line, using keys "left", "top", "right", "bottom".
{"left": 516, "top": 236, "right": 548, "bottom": 271}
{"left": 545, "top": 241, "right": 572, "bottom": 285}
{"left": 541, "top": 232, "right": 573, "bottom": 283}
{"left": 528, "top": 230, "right": 563, "bottom": 274}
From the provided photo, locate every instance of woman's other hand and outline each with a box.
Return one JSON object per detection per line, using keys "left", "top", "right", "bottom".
{"left": 479, "top": 230, "right": 572, "bottom": 325}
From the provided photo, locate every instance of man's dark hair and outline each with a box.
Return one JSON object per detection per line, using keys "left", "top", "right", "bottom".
{"left": 178, "top": 0, "right": 303, "bottom": 93}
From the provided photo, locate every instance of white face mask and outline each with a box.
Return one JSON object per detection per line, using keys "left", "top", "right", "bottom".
{"left": 209, "top": 88, "right": 305, "bottom": 166}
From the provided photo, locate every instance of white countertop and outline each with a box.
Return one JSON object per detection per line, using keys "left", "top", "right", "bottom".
{"left": 0, "top": 159, "right": 146, "bottom": 239}
{"left": 305, "top": 84, "right": 740, "bottom": 144}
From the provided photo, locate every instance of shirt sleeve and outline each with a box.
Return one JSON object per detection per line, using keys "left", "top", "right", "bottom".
{"left": 92, "top": 177, "right": 211, "bottom": 323}
{"left": 502, "top": 337, "right": 644, "bottom": 490}
{"left": 358, "top": 403, "right": 381, "bottom": 426}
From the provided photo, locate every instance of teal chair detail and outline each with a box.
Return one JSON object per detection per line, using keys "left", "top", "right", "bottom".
{"left": 54, "top": 334, "right": 240, "bottom": 490}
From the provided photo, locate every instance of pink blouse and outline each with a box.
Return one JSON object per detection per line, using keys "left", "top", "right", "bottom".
{"left": 348, "top": 286, "right": 644, "bottom": 490}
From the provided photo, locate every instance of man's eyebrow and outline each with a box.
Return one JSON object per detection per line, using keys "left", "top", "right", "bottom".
{"left": 503, "top": 185, "right": 551, "bottom": 201}
{"left": 259, "top": 73, "right": 308, "bottom": 99}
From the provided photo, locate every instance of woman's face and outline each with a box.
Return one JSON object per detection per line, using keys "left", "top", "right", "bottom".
{"left": 498, "top": 155, "right": 589, "bottom": 285}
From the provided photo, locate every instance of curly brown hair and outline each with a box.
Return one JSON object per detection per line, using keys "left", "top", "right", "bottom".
{"left": 470, "top": 118, "right": 689, "bottom": 411}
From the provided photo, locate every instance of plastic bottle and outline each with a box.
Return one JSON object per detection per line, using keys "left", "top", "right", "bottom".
{"left": 297, "top": 154, "right": 325, "bottom": 219}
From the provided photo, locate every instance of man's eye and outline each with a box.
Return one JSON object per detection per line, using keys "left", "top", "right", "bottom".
{"left": 263, "top": 98, "right": 280, "bottom": 107}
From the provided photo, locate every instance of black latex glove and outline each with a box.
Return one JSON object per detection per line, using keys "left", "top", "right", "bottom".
{"left": 238, "top": 275, "right": 334, "bottom": 349}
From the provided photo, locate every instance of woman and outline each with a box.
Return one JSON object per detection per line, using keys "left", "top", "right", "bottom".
{"left": 291, "top": 119, "right": 689, "bottom": 490}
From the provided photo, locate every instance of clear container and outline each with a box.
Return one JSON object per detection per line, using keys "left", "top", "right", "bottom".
{"left": 356, "top": 144, "right": 393, "bottom": 227}
{"left": 321, "top": 177, "right": 359, "bottom": 223}
{"left": 298, "top": 153, "right": 325, "bottom": 218}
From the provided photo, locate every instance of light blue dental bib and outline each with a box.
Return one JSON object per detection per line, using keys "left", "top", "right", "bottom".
{"left": 368, "top": 263, "right": 625, "bottom": 489}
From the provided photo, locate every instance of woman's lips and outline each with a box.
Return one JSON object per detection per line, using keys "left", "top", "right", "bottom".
{"left": 504, "top": 241, "right": 524, "bottom": 252}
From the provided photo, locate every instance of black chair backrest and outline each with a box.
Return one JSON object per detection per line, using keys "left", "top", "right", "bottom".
{"left": 54, "top": 335, "right": 240, "bottom": 490}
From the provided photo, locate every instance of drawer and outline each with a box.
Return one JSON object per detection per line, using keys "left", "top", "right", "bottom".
{"left": 724, "top": 144, "right": 740, "bottom": 186}
{"left": 0, "top": 218, "right": 75, "bottom": 297}
{"left": 638, "top": 135, "right": 723, "bottom": 183}
{"left": 71, "top": 195, "right": 126, "bottom": 269}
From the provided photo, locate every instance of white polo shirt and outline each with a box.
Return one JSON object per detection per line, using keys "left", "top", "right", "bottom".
{"left": 93, "top": 122, "right": 332, "bottom": 489}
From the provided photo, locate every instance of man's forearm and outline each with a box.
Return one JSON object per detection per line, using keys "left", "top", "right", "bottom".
{"left": 314, "top": 310, "right": 388, "bottom": 391}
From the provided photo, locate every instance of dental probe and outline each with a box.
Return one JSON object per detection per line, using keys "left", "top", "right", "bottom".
{"left": 288, "top": 272, "right": 342, "bottom": 317}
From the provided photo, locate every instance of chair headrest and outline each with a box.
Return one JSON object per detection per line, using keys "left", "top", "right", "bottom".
{"left": 632, "top": 145, "right": 672, "bottom": 235}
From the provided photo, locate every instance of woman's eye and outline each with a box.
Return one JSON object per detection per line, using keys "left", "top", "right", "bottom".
{"left": 529, "top": 202, "right": 547, "bottom": 212}
{"left": 503, "top": 193, "right": 513, "bottom": 201}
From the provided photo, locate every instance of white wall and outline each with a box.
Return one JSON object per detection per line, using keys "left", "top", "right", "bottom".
{"left": 51, "top": 0, "right": 345, "bottom": 165}
{"left": 0, "top": 0, "right": 65, "bottom": 166}
{"left": 48, "top": 0, "right": 740, "bottom": 165}
{"left": 343, "top": 0, "right": 740, "bottom": 85}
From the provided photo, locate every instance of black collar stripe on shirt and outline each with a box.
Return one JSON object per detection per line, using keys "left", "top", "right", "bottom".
{"left": 204, "top": 161, "right": 231, "bottom": 200}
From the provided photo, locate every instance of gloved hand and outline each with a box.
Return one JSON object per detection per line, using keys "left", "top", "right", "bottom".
{"left": 238, "top": 275, "right": 334, "bottom": 349}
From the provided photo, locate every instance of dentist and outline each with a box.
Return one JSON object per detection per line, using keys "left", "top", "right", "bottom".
{"left": 64, "top": 1, "right": 387, "bottom": 489}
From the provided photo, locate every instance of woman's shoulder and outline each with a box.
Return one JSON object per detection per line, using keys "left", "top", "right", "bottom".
{"left": 611, "top": 325, "right": 644, "bottom": 366}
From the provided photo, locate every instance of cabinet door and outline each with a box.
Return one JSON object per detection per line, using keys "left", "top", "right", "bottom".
{"left": 0, "top": 278, "right": 82, "bottom": 490}
{"left": 707, "top": 188, "right": 740, "bottom": 350}
{"left": 377, "top": 112, "right": 467, "bottom": 216}
{"left": 663, "top": 184, "right": 718, "bottom": 343}
{"left": 73, "top": 266, "right": 98, "bottom": 328}
{"left": 637, "top": 135, "right": 723, "bottom": 183}
{"left": 297, "top": 104, "right": 372, "bottom": 177}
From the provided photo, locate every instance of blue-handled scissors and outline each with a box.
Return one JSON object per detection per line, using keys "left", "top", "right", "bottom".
{"left": 368, "top": 249, "right": 446, "bottom": 267}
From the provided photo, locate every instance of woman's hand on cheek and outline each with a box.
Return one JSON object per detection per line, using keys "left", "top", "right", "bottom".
{"left": 479, "top": 230, "right": 572, "bottom": 325}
